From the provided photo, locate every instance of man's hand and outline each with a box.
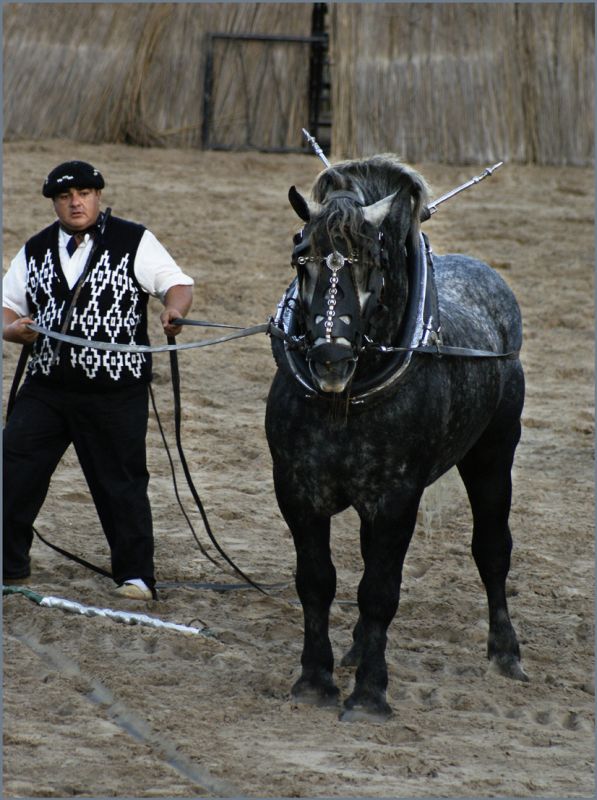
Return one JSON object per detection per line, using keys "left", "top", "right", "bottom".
{"left": 161, "top": 285, "right": 193, "bottom": 337}
{"left": 160, "top": 307, "right": 185, "bottom": 337}
{"left": 2, "top": 309, "right": 38, "bottom": 344}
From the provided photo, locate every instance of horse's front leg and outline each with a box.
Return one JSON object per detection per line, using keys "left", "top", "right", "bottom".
{"left": 293, "top": 514, "right": 340, "bottom": 706}
{"left": 341, "top": 492, "right": 421, "bottom": 722}
{"left": 279, "top": 491, "right": 339, "bottom": 707}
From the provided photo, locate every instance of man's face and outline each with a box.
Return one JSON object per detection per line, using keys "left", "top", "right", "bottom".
{"left": 53, "top": 187, "right": 101, "bottom": 232}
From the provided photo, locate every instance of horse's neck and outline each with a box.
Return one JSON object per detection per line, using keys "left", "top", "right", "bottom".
{"left": 382, "top": 263, "right": 409, "bottom": 346}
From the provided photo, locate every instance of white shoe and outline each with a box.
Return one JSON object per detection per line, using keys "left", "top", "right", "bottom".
{"left": 114, "top": 579, "right": 152, "bottom": 600}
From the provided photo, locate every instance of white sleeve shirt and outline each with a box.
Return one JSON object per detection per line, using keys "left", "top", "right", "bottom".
{"left": 2, "top": 227, "right": 194, "bottom": 318}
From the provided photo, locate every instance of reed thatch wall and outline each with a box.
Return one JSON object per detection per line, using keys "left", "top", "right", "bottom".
{"left": 4, "top": 2, "right": 594, "bottom": 164}
{"left": 331, "top": 3, "right": 594, "bottom": 165}
{"left": 3, "top": 3, "right": 312, "bottom": 149}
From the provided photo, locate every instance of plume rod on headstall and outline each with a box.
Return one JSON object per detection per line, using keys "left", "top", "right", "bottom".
{"left": 300, "top": 128, "right": 503, "bottom": 219}
{"left": 302, "top": 128, "right": 331, "bottom": 168}
{"left": 425, "top": 161, "right": 504, "bottom": 217}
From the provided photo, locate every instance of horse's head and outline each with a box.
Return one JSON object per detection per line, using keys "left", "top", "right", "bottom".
{"left": 288, "top": 157, "right": 429, "bottom": 394}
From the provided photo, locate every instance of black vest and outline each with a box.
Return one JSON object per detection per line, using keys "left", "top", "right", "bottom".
{"left": 24, "top": 216, "right": 152, "bottom": 390}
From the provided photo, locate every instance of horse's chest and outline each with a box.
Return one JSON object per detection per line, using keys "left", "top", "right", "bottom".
{"left": 266, "top": 362, "right": 503, "bottom": 512}
{"left": 287, "top": 439, "right": 397, "bottom": 512}
{"left": 268, "top": 399, "right": 420, "bottom": 504}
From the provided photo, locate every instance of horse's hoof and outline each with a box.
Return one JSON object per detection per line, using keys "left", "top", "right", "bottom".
{"left": 340, "top": 693, "right": 393, "bottom": 723}
{"left": 489, "top": 655, "right": 530, "bottom": 682}
{"left": 291, "top": 677, "right": 340, "bottom": 708}
{"left": 340, "top": 702, "right": 393, "bottom": 724}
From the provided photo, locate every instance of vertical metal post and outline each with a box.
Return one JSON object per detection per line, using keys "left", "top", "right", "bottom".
{"left": 307, "top": 3, "right": 330, "bottom": 155}
{"left": 201, "top": 34, "right": 215, "bottom": 149}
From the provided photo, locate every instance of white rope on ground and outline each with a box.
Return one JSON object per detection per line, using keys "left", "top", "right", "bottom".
{"left": 40, "top": 596, "right": 207, "bottom": 634}
{"left": 4, "top": 586, "right": 210, "bottom": 635}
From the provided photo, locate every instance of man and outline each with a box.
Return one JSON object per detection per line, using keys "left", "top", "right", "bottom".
{"left": 3, "top": 160, "right": 194, "bottom": 601}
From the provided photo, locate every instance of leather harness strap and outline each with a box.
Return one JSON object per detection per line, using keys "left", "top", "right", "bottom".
{"left": 364, "top": 341, "right": 520, "bottom": 360}
{"left": 166, "top": 338, "right": 269, "bottom": 596}
{"left": 7, "top": 267, "right": 516, "bottom": 588}
{"left": 33, "top": 526, "right": 112, "bottom": 578}
{"left": 27, "top": 322, "right": 270, "bottom": 353}
{"left": 6, "top": 324, "right": 270, "bottom": 594}
{"left": 6, "top": 343, "right": 32, "bottom": 419}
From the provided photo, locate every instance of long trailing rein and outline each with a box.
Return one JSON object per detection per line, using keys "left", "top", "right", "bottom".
{"left": 28, "top": 317, "right": 518, "bottom": 360}
{"left": 27, "top": 318, "right": 272, "bottom": 353}
{"left": 18, "top": 292, "right": 516, "bottom": 594}
{"left": 163, "top": 334, "right": 271, "bottom": 596}
{"left": 21, "top": 318, "right": 273, "bottom": 597}
{"left": 11, "top": 154, "right": 514, "bottom": 597}
{"left": 16, "top": 153, "right": 515, "bottom": 591}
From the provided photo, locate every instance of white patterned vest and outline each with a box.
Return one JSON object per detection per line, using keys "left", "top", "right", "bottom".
{"left": 24, "top": 216, "right": 152, "bottom": 389}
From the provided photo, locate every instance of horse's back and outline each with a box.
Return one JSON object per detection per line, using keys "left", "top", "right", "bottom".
{"left": 433, "top": 254, "right": 522, "bottom": 353}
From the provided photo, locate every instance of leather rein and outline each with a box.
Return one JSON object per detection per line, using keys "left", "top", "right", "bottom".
{"left": 12, "top": 319, "right": 274, "bottom": 596}
{"left": 10, "top": 249, "right": 517, "bottom": 592}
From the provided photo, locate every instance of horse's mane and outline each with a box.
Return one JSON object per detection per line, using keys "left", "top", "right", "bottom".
{"left": 309, "top": 155, "right": 430, "bottom": 250}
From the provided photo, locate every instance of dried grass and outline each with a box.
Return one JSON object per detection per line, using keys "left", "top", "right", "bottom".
{"left": 3, "top": 3, "right": 312, "bottom": 149}
{"left": 3, "top": 3, "right": 593, "bottom": 164}
{"left": 330, "top": 3, "right": 594, "bottom": 165}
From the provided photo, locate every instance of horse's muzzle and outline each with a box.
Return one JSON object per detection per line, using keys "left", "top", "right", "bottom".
{"left": 306, "top": 342, "right": 358, "bottom": 393}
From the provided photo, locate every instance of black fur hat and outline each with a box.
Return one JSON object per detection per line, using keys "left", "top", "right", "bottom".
{"left": 42, "top": 161, "right": 105, "bottom": 198}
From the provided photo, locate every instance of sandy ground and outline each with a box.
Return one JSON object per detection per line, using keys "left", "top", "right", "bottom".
{"left": 2, "top": 139, "right": 594, "bottom": 798}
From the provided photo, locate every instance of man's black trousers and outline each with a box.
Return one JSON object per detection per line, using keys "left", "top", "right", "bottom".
{"left": 3, "top": 379, "right": 155, "bottom": 589}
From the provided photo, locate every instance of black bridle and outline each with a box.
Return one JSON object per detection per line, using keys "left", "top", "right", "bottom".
{"left": 270, "top": 226, "right": 520, "bottom": 407}
{"left": 283, "top": 226, "right": 520, "bottom": 363}
{"left": 289, "top": 216, "right": 393, "bottom": 360}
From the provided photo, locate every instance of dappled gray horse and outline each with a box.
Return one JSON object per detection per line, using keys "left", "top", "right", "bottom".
{"left": 266, "top": 155, "right": 527, "bottom": 722}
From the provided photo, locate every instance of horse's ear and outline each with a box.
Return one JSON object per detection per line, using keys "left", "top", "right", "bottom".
{"left": 361, "top": 192, "right": 397, "bottom": 227}
{"left": 389, "top": 192, "right": 418, "bottom": 244}
{"left": 288, "top": 185, "right": 312, "bottom": 222}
